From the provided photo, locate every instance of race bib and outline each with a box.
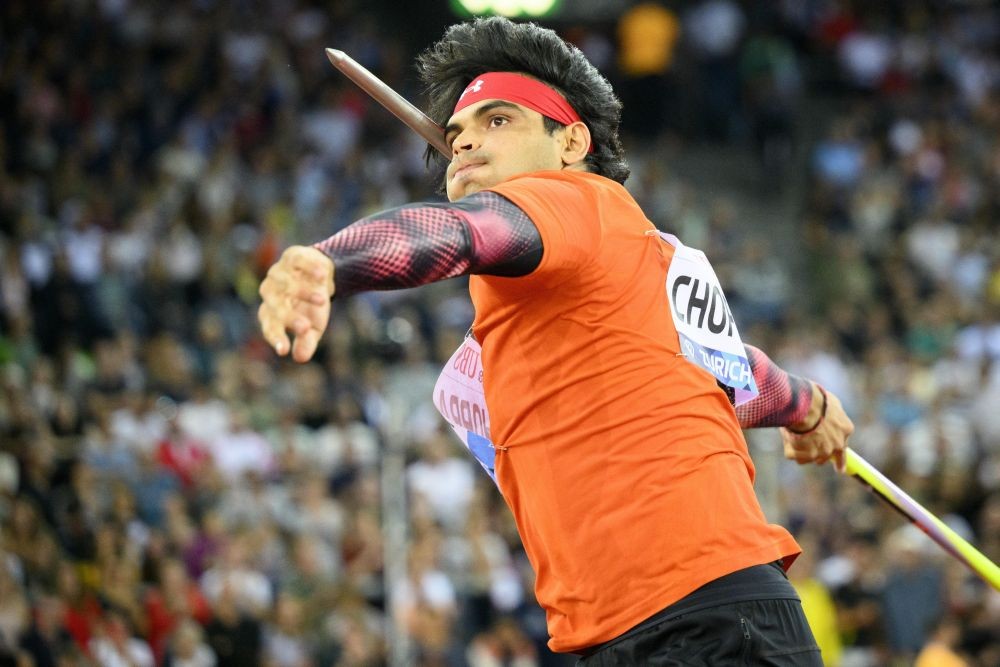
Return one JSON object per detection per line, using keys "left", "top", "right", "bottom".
{"left": 432, "top": 335, "right": 497, "bottom": 482}
{"left": 660, "top": 232, "right": 759, "bottom": 405}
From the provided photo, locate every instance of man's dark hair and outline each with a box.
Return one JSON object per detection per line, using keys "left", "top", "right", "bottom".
{"left": 417, "top": 16, "right": 630, "bottom": 184}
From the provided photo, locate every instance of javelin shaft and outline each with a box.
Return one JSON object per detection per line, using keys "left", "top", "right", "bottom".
{"left": 845, "top": 448, "right": 1000, "bottom": 590}
{"left": 325, "top": 48, "right": 451, "bottom": 158}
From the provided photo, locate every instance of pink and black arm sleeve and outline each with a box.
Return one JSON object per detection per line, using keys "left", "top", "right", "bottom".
{"left": 312, "top": 192, "right": 542, "bottom": 297}
{"left": 734, "top": 344, "right": 815, "bottom": 429}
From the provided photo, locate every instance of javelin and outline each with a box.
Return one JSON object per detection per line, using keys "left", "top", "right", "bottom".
{"left": 846, "top": 448, "right": 1000, "bottom": 590}
{"left": 324, "top": 46, "right": 1000, "bottom": 591}
{"left": 325, "top": 48, "right": 451, "bottom": 158}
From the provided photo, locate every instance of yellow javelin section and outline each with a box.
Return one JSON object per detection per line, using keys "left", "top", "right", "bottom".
{"left": 845, "top": 448, "right": 1000, "bottom": 591}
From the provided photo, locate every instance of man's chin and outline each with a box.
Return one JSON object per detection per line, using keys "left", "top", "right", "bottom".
{"left": 448, "top": 182, "right": 484, "bottom": 201}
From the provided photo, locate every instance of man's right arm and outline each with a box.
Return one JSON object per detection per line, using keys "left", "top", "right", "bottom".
{"left": 257, "top": 192, "right": 542, "bottom": 362}
{"left": 314, "top": 191, "right": 543, "bottom": 297}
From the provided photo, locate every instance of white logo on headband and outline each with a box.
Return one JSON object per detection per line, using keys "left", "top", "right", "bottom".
{"left": 459, "top": 79, "right": 484, "bottom": 101}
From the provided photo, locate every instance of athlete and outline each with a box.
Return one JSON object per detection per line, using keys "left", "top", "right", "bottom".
{"left": 258, "top": 16, "right": 853, "bottom": 665}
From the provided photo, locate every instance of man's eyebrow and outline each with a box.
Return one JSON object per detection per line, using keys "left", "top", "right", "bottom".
{"left": 444, "top": 101, "right": 524, "bottom": 138}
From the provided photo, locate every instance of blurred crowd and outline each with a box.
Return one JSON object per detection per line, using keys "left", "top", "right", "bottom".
{"left": 1, "top": 1, "right": 999, "bottom": 666}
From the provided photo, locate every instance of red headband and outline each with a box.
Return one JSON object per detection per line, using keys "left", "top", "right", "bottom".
{"left": 453, "top": 72, "right": 592, "bottom": 151}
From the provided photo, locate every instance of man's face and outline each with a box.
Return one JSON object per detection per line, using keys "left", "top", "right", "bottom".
{"left": 444, "top": 99, "right": 566, "bottom": 201}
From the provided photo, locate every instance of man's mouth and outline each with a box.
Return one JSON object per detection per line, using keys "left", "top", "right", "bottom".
{"left": 452, "top": 162, "right": 485, "bottom": 180}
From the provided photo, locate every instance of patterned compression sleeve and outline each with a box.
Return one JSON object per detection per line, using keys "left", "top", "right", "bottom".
{"left": 734, "top": 344, "right": 815, "bottom": 429}
{"left": 313, "top": 192, "right": 542, "bottom": 298}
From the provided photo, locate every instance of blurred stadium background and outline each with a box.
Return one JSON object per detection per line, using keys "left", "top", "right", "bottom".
{"left": 1, "top": 1, "right": 999, "bottom": 665}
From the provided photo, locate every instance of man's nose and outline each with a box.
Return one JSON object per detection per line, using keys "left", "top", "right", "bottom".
{"left": 451, "top": 128, "right": 480, "bottom": 154}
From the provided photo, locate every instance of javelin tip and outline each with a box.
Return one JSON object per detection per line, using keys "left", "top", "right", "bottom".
{"left": 323, "top": 46, "right": 452, "bottom": 159}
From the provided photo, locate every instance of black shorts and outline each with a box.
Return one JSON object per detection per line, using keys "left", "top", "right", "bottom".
{"left": 576, "top": 564, "right": 822, "bottom": 666}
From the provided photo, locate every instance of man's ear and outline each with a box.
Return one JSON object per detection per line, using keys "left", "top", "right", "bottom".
{"left": 561, "top": 121, "right": 591, "bottom": 167}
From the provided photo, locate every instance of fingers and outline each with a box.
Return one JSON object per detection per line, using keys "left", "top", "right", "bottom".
{"left": 783, "top": 435, "right": 827, "bottom": 465}
{"left": 259, "top": 301, "right": 328, "bottom": 361}
{"left": 258, "top": 296, "right": 329, "bottom": 360}
{"left": 288, "top": 300, "right": 331, "bottom": 334}
{"left": 292, "top": 327, "right": 323, "bottom": 364}
{"left": 257, "top": 245, "right": 335, "bottom": 361}
{"left": 284, "top": 247, "right": 336, "bottom": 304}
{"left": 259, "top": 273, "right": 327, "bottom": 306}
{"left": 291, "top": 254, "right": 332, "bottom": 284}
{"left": 780, "top": 428, "right": 849, "bottom": 469}
{"left": 264, "top": 246, "right": 334, "bottom": 293}
{"left": 782, "top": 426, "right": 830, "bottom": 458}
{"left": 832, "top": 447, "right": 846, "bottom": 474}
{"left": 778, "top": 386, "right": 856, "bottom": 470}
{"left": 258, "top": 302, "right": 291, "bottom": 357}
{"left": 824, "top": 392, "right": 852, "bottom": 473}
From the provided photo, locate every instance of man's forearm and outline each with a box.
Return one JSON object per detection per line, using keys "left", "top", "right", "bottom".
{"left": 312, "top": 192, "right": 542, "bottom": 298}
{"left": 735, "top": 344, "right": 818, "bottom": 429}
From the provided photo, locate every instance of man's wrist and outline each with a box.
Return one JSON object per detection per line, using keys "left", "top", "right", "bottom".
{"left": 786, "top": 383, "right": 827, "bottom": 435}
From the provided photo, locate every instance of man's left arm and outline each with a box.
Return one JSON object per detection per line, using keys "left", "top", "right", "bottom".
{"left": 736, "top": 344, "right": 854, "bottom": 470}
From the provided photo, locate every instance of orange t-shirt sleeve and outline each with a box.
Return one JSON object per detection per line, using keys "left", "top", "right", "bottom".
{"left": 489, "top": 173, "right": 603, "bottom": 286}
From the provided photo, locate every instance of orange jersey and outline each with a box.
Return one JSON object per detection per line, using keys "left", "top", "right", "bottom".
{"left": 474, "top": 170, "right": 800, "bottom": 652}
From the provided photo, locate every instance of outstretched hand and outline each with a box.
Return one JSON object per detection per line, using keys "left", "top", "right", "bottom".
{"left": 780, "top": 386, "right": 853, "bottom": 473}
{"left": 258, "top": 245, "right": 335, "bottom": 363}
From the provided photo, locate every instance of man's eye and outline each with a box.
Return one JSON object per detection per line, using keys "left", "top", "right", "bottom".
{"left": 489, "top": 116, "right": 508, "bottom": 127}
